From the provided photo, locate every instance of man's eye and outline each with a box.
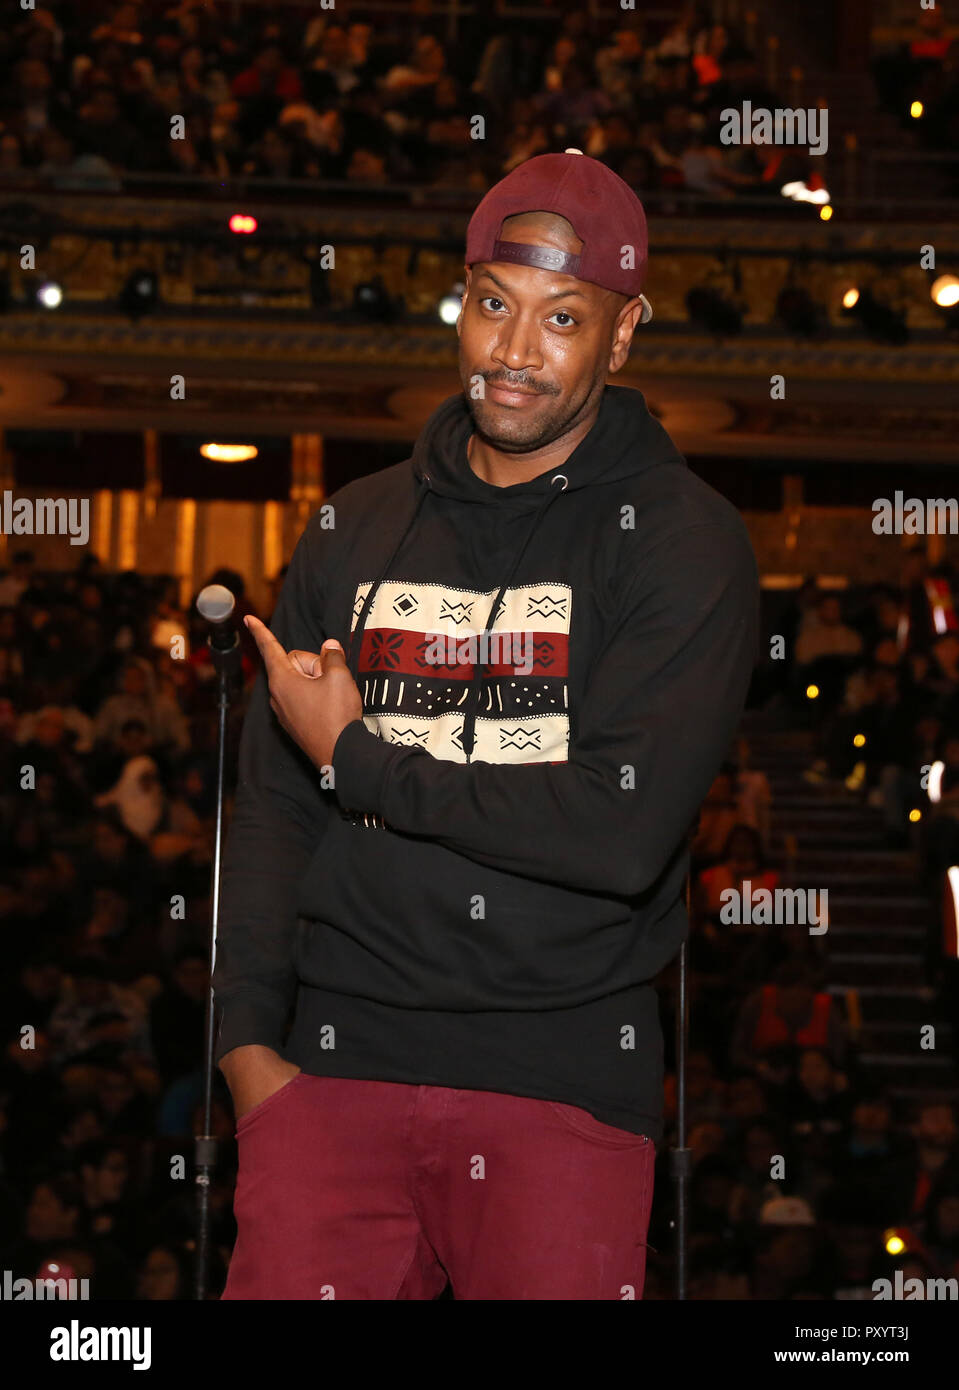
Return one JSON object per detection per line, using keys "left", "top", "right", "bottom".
{"left": 549, "top": 309, "right": 577, "bottom": 327}
{"left": 480, "top": 297, "right": 505, "bottom": 312}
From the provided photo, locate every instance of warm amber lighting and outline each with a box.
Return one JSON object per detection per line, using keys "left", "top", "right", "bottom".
{"left": 842, "top": 287, "right": 859, "bottom": 309}
{"left": 853, "top": 733, "right": 866, "bottom": 747}
{"left": 200, "top": 443, "right": 259, "bottom": 463}
{"left": 910, "top": 101, "right": 923, "bottom": 119}
{"left": 931, "top": 274, "right": 959, "bottom": 308}
{"left": 885, "top": 1233, "right": 905, "bottom": 1255}
{"left": 819, "top": 204, "right": 833, "bottom": 222}
{"left": 909, "top": 808, "right": 922, "bottom": 823}
{"left": 806, "top": 684, "right": 819, "bottom": 699}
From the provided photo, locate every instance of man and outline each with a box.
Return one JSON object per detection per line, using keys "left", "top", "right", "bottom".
{"left": 213, "top": 150, "right": 759, "bottom": 1300}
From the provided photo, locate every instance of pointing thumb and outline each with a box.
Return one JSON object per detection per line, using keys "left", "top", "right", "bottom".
{"left": 321, "top": 640, "right": 347, "bottom": 669}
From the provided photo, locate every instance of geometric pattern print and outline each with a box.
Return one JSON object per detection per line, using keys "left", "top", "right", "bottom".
{"left": 350, "top": 579, "right": 572, "bottom": 765}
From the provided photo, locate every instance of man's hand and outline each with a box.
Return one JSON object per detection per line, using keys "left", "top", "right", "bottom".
{"left": 219, "top": 1044, "right": 301, "bottom": 1122}
{"left": 244, "top": 614, "right": 363, "bottom": 771}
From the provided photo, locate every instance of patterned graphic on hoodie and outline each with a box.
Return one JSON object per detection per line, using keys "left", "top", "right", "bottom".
{"left": 350, "top": 578, "right": 572, "bottom": 765}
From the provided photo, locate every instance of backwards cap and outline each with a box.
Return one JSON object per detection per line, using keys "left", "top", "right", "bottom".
{"left": 465, "top": 149, "right": 652, "bottom": 323}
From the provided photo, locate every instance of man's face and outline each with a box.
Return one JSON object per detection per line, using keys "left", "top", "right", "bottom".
{"left": 457, "top": 213, "right": 641, "bottom": 455}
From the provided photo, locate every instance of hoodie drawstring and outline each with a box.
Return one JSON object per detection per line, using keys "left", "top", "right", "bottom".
{"left": 346, "top": 474, "right": 433, "bottom": 684}
{"left": 345, "top": 469, "right": 569, "bottom": 765}
{"left": 462, "top": 473, "right": 568, "bottom": 762}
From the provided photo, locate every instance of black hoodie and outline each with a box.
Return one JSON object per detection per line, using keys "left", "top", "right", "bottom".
{"left": 212, "top": 384, "right": 760, "bottom": 1142}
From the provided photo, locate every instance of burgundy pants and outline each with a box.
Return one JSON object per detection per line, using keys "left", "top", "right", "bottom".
{"left": 222, "top": 1074, "right": 655, "bottom": 1301}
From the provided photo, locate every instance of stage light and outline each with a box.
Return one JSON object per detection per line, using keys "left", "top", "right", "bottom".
{"left": 780, "top": 180, "right": 831, "bottom": 206}
{"left": 229, "top": 213, "right": 258, "bottom": 234}
{"left": 685, "top": 285, "right": 742, "bottom": 336}
{"left": 885, "top": 1232, "right": 906, "bottom": 1256}
{"left": 353, "top": 275, "right": 398, "bottom": 323}
{"left": 931, "top": 275, "right": 959, "bottom": 307}
{"left": 909, "top": 808, "right": 922, "bottom": 822}
{"left": 438, "top": 284, "right": 464, "bottom": 325}
{"left": 806, "top": 684, "right": 819, "bottom": 699}
{"left": 36, "top": 279, "right": 63, "bottom": 309}
{"left": 910, "top": 101, "right": 923, "bottom": 119}
{"left": 853, "top": 733, "right": 866, "bottom": 747}
{"left": 775, "top": 285, "right": 823, "bottom": 338}
{"left": 842, "top": 287, "right": 859, "bottom": 309}
{"left": 200, "top": 443, "right": 259, "bottom": 463}
{"left": 819, "top": 205, "right": 833, "bottom": 221}
{"left": 931, "top": 274, "right": 959, "bottom": 334}
{"left": 928, "top": 760, "right": 945, "bottom": 803}
{"left": 119, "top": 268, "right": 158, "bottom": 321}
{"left": 841, "top": 287, "right": 908, "bottom": 345}
{"left": 948, "top": 868, "right": 959, "bottom": 951}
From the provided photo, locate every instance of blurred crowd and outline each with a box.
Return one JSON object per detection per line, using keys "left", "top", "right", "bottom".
{"left": 0, "top": 0, "right": 828, "bottom": 201}
{"left": 0, "top": 548, "right": 261, "bottom": 1298}
{"left": 873, "top": 7, "right": 959, "bottom": 167}
{"left": 642, "top": 552, "right": 959, "bottom": 1298}
{"left": 1, "top": 541, "right": 957, "bottom": 1300}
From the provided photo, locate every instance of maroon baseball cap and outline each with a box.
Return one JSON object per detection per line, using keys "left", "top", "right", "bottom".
{"left": 465, "top": 148, "right": 652, "bottom": 323}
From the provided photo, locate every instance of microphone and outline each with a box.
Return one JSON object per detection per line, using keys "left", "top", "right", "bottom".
{"left": 196, "top": 584, "right": 243, "bottom": 686}
{"left": 196, "top": 584, "right": 239, "bottom": 654}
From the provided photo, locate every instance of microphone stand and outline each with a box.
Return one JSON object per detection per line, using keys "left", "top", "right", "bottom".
{"left": 673, "top": 894, "right": 691, "bottom": 1300}
{"left": 194, "top": 627, "right": 243, "bottom": 1300}
{"left": 671, "top": 828, "right": 697, "bottom": 1302}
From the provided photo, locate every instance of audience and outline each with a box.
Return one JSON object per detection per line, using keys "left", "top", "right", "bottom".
{"left": 0, "top": 2, "right": 838, "bottom": 202}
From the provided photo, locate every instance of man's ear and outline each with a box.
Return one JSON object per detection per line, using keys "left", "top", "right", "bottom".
{"left": 456, "top": 266, "right": 472, "bottom": 339}
{"left": 608, "top": 296, "right": 645, "bottom": 374}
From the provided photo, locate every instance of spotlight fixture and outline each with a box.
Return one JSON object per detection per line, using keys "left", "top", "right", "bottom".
{"left": 229, "top": 213, "right": 258, "bottom": 234}
{"left": 931, "top": 274, "right": 959, "bottom": 308}
{"left": 119, "top": 268, "right": 158, "bottom": 321}
{"left": 36, "top": 278, "right": 63, "bottom": 309}
{"left": 775, "top": 285, "right": 824, "bottom": 338}
{"left": 353, "top": 274, "right": 399, "bottom": 324}
{"left": 928, "top": 273, "right": 956, "bottom": 336}
{"left": 438, "top": 283, "right": 464, "bottom": 325}
{"left": 685, "top": 285, "right": 742, "bottom": 336}
{"left": 841, "top": 286, "right": 908, "bottom": 345}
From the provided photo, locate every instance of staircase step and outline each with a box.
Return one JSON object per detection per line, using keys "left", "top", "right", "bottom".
{"left": 888, "top": 1085, "right": 959, "bottom": 1109}
{"left": 732, "top": 709, "right": 952, "bottom": 1091}
{"left": 859, "top": 1052, "right": 954, "bottom": 1069}
{"left": 829, "top": 964, "right": 926, "bottom": 987}
{"left": 827, "top": 924, "right": 926, "bottom": 943}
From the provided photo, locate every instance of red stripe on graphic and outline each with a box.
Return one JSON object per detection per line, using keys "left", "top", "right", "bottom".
{"left": 355, "top": 627, "right": 570, "bottom": 678}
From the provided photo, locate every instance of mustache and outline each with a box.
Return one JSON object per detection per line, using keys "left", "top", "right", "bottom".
{"left": 482, "top": 373, "right": 558, "bottom": 395}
